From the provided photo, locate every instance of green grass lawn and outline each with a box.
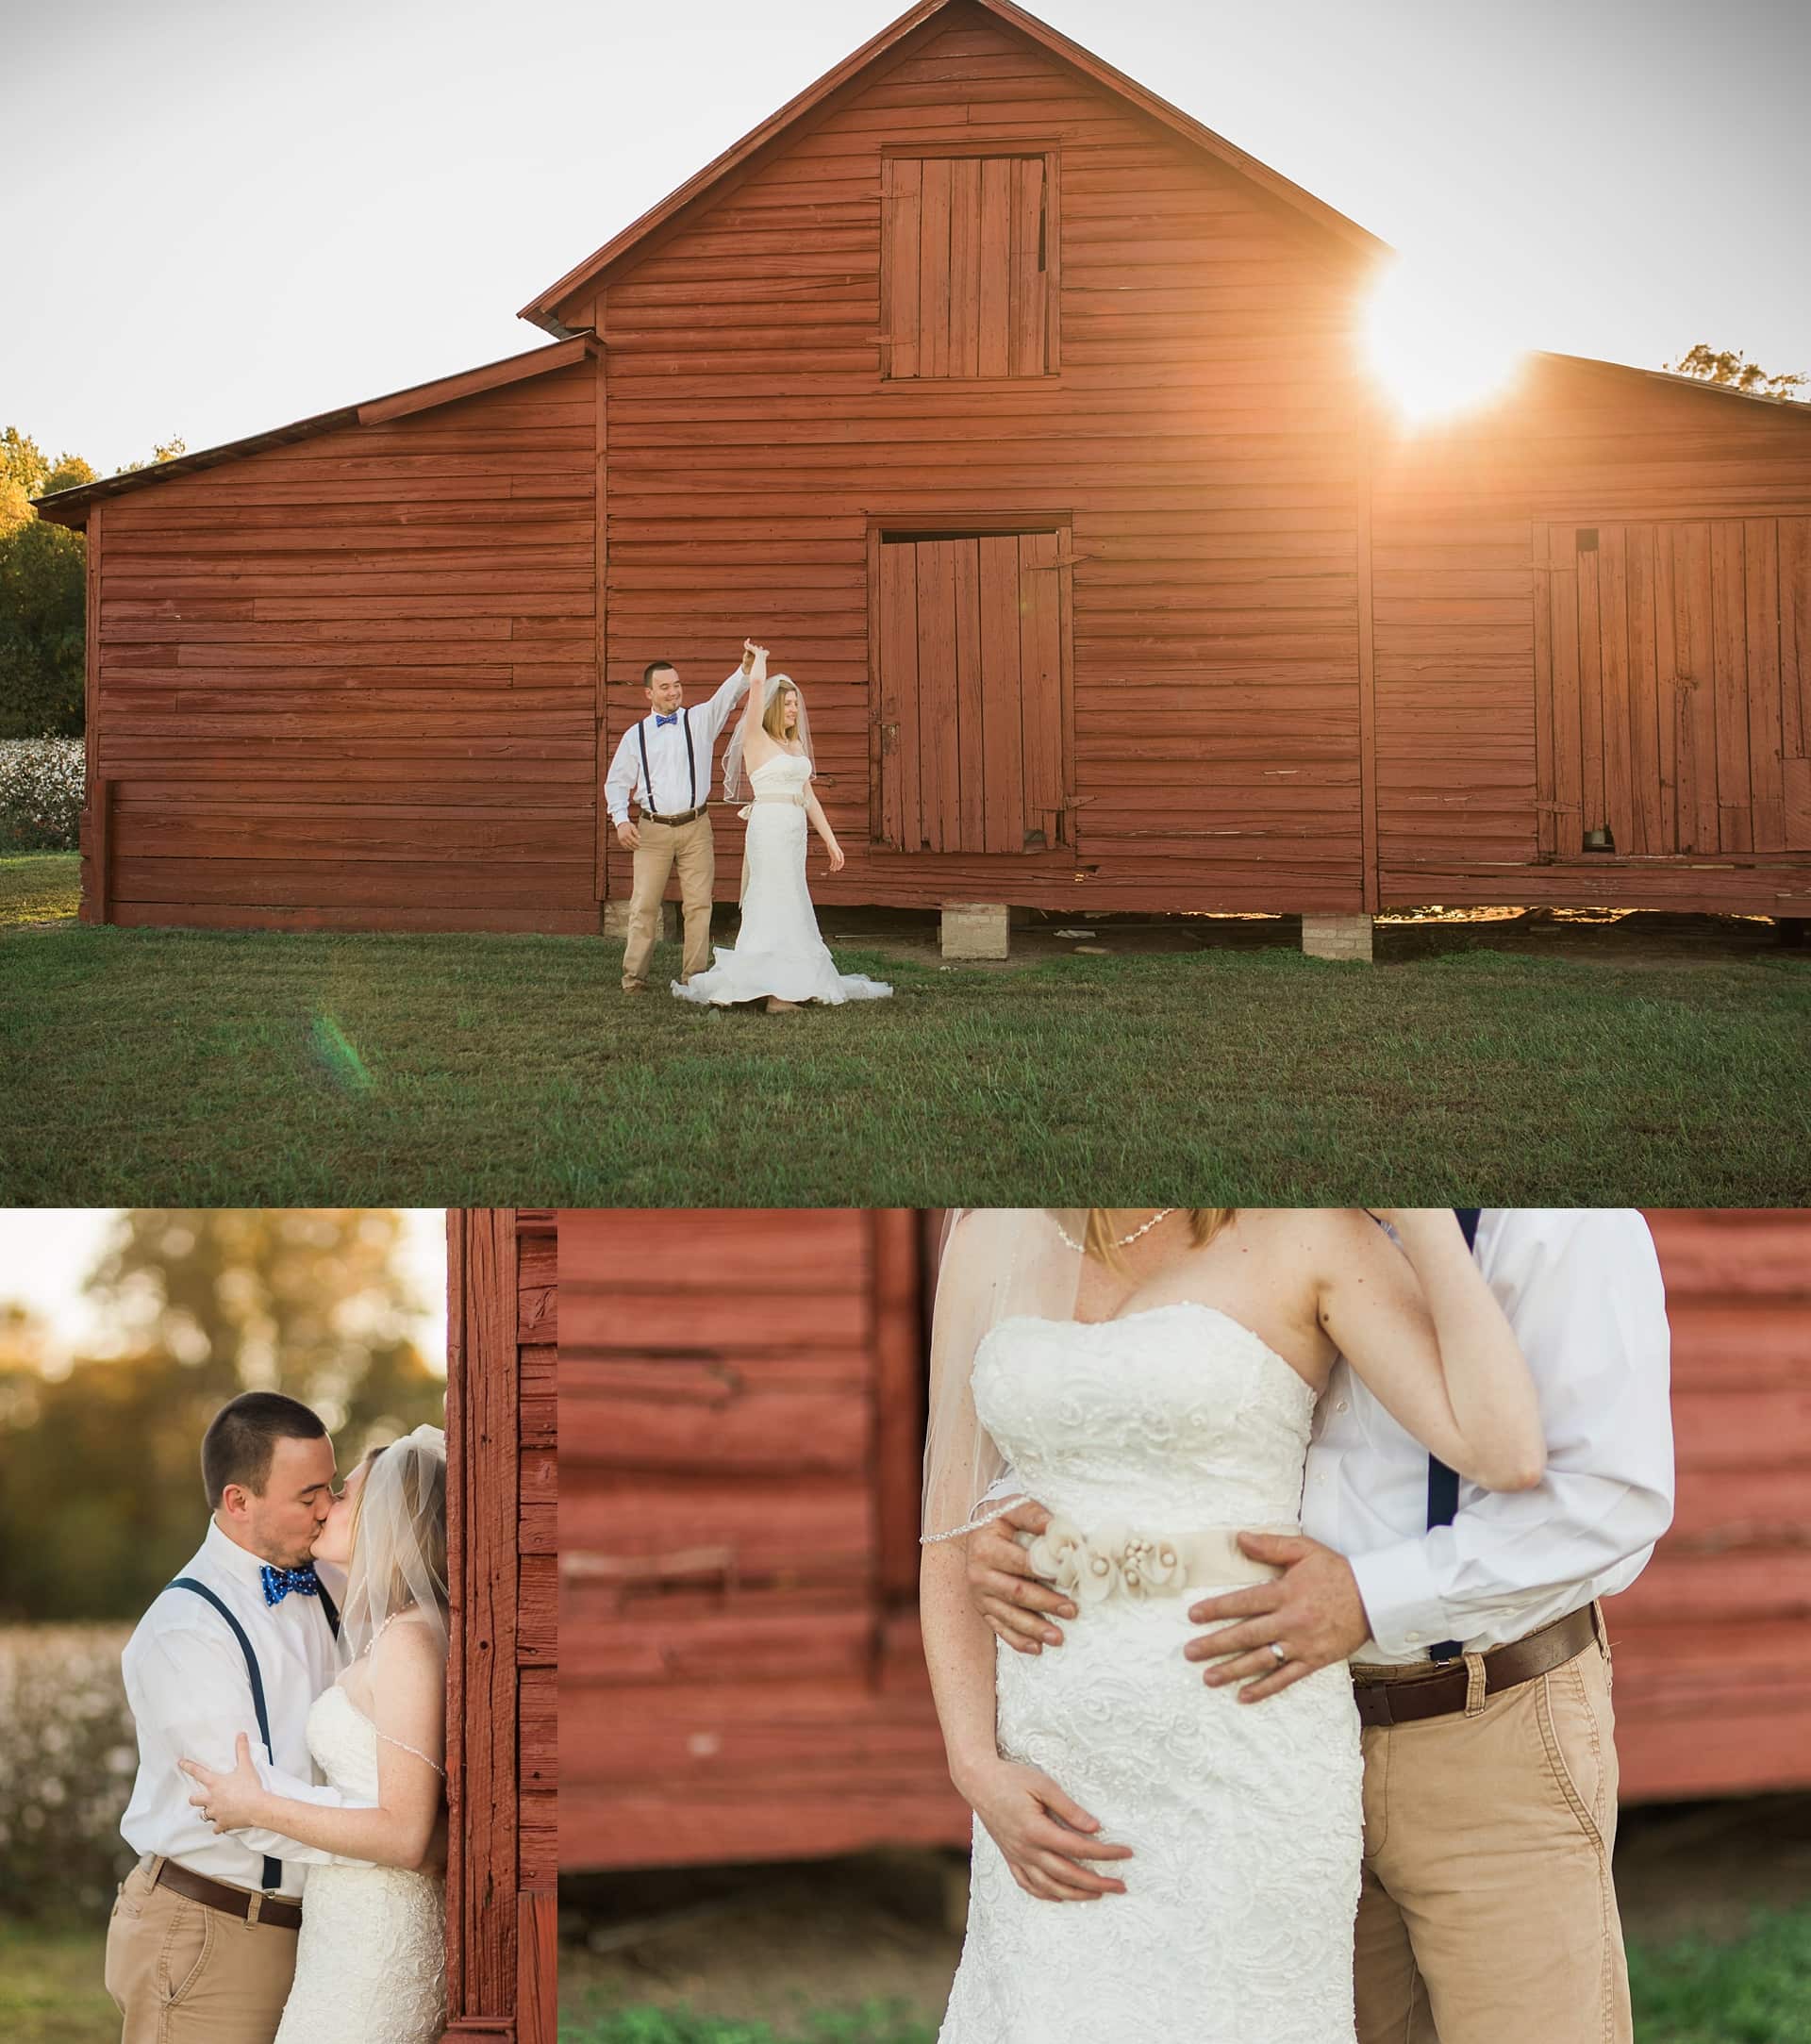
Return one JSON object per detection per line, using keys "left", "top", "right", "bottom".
{"left": 6, "top": 1904, "right": 1808, "bottom": 2044}
{"left": 0, "top": 1919, "right": 116, "bottom": 2044}
{"left": 4, "top": 854, "right": 1807, "bottom": 1204}
{"left": 555, "top": 1908, "right": 1811, "bottom": 2044}
{"left": 0, "top": 853, "right": 81, "bottom": 929}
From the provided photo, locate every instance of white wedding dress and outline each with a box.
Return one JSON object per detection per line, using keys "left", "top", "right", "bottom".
{"left": 940, "top": 1302, "right": 1363, "bottom": 2044}
{"left": 274, "top": 1683, "right": 447, "bottom": 2044}
{"left": 671, "top": 751, "right": 892, "bottom": 1005}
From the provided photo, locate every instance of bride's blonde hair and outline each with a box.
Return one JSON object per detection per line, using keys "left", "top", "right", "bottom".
{"left": 1085, "top": 1208, "right": 1237, "bottom": 1269}
{"left": 761, "top": 675, "right": 802, "bottom": 741}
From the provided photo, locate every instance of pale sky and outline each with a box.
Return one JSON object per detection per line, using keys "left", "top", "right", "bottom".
{"left": 0, "top": 1209, "right": 448, "bottom": 1375}
{"left": 6, "top": 0, "right": 1807, "bottom": 475}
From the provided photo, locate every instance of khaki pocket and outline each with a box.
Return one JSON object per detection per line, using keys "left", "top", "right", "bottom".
{"left": 1536, "top": 1655, "right": 1610, "bottom": 1853}
{"left": 158, "top": 1896, "right": 213, "bottom": 2006}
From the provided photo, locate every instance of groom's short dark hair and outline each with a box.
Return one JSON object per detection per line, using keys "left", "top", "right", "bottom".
{"left": 643, "top": 658, "right": 677, "bottom": 687}
{"left": 202, "top": 1391, "right": 328, "bottom": 1509}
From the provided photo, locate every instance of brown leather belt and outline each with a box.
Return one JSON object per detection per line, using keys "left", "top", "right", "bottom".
{"left": 150, "top": 1856, "right": 302, "bottom": 1931}
{"left": 640, "top": 805, "right": 708, "bottom": 826}
{"left": 1352, "top": 1604, "right": 1600, "bottom": 1728}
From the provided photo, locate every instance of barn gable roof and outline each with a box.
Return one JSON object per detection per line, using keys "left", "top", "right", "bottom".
{"left": 518, "top": 0, "right": 1389, "bottom": 335}
{"left": 29, "top": 335, "right": 597, "bottom": 530}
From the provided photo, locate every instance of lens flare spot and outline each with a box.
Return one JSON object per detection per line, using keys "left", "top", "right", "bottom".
{"left": 310, "top": 1013, "right": 374, "bottom": 1094}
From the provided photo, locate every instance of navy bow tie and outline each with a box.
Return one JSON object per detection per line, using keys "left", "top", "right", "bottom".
{"left": 261, "top": 1562, "right": 322, "bottom": 1607}
{"left": 655, "top": 710, "right": 680, "bottom": 726}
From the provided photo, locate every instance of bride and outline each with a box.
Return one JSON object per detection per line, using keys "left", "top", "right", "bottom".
{"left": 922, "top": 1208, "right": 1546, "bottom": 2044}
{"left": 181, "top": 1424, "right": 449, "bottom": 2044}
{"left": 672, "top": 641, "right": 892, "bottom": 1012}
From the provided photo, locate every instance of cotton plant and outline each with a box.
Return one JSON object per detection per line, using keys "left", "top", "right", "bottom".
{"left": 0, "top": 1623, "right": 138, "bottom": 1916}
{"left": 0, "top": 734, "right": 83, "bottom": 851}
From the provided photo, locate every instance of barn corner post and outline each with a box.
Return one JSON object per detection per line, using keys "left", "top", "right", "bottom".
{"left": 443, "top": 1208, "right": 557, "bottom": 2044}
{"left": 81, "top": 501, "right": 108, "bottom": 924}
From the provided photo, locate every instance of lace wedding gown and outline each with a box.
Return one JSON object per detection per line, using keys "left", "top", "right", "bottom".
{"left": 940, "top": 1302, "right": 1363, "bottom": 2044}
{"left": 671, "top": 752, "right": 892, "bottom": 1005}
{"left": 274, "top": 1684, "right": 447, "bottom": 2044}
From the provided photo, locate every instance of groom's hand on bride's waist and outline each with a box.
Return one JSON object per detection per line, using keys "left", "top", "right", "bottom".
{"left": 1184, "top": 1532, "right": 1371, "bottom": 1703}
{"left": 966, "top": 1503, "right": 1076, "bottom": 1653}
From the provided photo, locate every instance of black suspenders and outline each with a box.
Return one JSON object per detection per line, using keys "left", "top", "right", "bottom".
{"left": 1425, "top": 1206, "right": 1484, "bottom": 1664}
{"left": 634, "top": 708, "right": 699, "bottom": 819}
{"left": 166, "top": 1576, "right": 341, "bottom": 1893}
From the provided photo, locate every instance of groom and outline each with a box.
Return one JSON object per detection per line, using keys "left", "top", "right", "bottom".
{"left": 604, "top": 645, "right": 757, "bottom": 993}
{"left": 965, "top": 1208, "right": 1675, "bottom": 2044}
{"left": 108, "top": 1391, "right": 383, "bottom": 2044}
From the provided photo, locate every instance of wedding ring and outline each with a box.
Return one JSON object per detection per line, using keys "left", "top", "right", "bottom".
{"left": 1268, "top": 1642, "right": 1288, "bottom": 1666}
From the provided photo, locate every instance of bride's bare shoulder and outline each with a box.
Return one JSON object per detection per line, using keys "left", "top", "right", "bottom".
{"left": 1238, "top": 1207, "right": 1387, "bottom": 1267}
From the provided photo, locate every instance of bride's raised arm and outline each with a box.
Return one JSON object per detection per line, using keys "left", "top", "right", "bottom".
{"left": 735, "top": 640, "right": 770, "bottom": 759}
{"left": 1317, "top": 1209, "right": 1546, "bottom": 1492}
{"left": 179, "top": 1617, "right": 445, "bottom": 1872}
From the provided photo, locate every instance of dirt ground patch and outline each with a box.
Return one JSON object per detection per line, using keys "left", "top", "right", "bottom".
{"left": 559, "top": 1794, "right": 1811, "bottom": 2031}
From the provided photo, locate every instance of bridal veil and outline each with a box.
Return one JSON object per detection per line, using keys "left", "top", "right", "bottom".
{"left": 920, "top": 1210, "right": 1088, "bottom": 1544}
{"left": 343, "top": 1421, "right": 450, "bottom": 1665}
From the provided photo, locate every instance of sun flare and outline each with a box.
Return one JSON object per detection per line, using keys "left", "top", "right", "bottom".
{"left": 1363, "top": 257, "right": 1528, "bottom": 423}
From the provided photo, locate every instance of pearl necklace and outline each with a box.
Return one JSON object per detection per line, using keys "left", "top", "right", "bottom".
{"left": 1052, "top": 1208, "right": 1176, "bottom": 1252}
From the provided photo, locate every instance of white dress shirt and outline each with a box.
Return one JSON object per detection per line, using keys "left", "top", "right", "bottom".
{"left": 604, "top": 668, "right": 751, "bottom": 823}
{"left": 120, "top": 1519, "right": 374, "bottom": 1895}
{"left": 1314, "top": 1208, "right": 1675, "bottom": 1660}
{"left": 983, "top": 1210, "right": 1675, "bottom": 1664}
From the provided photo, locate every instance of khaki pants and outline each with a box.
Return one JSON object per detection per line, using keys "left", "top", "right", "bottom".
{"left": 623, "top": 813, "right": 714, "bottom": 989}
{"left": 105, "top": 1858, "right": 298, "bottom": 2044}
{"left": 1354, "top": 1618, "right": 1631, "bottom": 2044}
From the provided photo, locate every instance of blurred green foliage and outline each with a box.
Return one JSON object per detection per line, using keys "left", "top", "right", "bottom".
{"left": 0, "top": 1209, "right": 444, "bottom": 1622}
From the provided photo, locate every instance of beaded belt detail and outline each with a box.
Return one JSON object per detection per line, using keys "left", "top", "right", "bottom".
{"left": 1015, "top": 1517, "right": 1296, "bottom": 1605}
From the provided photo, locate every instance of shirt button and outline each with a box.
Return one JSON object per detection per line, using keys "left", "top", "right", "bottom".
{"left": 1406, "top": 1631, "right": 1423, "bottom": 1643}
{"left": 1313, "top": 1472, "right": 1326, "bottom": 1486}
{"left": 1335, "top": 1400, "right": 1349, "bottom": 1413}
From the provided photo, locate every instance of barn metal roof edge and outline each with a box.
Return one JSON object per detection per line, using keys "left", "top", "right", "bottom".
{"left": 517, "top": 0, "right": 1389, "bottom": 334}
{"left": 28, "top": 335, "right": 599, "bottom": 528}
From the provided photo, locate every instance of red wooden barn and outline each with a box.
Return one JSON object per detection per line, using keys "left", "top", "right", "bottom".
{"left": 443, "top": 1207, "right": 557, "bottom": 2042}
{"left": 34, "top": 0, "right": 1811, "bottom": 951}
{"left": 557, "top": 1206, "right": 1811, "bottom": 1874}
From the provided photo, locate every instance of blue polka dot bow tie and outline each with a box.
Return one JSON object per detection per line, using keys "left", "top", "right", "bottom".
{"left": 260, "top": 1562, "right": 322, "bottom": 1607}
{"left": 655, "top": 710, "right": 680, "bottom": 726}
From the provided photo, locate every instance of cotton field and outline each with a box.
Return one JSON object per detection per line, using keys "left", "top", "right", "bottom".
{"left": 0, "top": 1625, "right": 136, "bottom": 1918}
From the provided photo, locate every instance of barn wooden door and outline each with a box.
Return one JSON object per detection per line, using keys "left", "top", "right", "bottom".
{"left": 872, "top": 528, "right": 1070, "bottom": 853}
{"left": 1536, "top": 518, "right": 1811, "bottom": 856}
{"left": 444, "top": 1208, "right": 557, "bottom": 2044}
{"left": 558, "top": 1208, "right": 947, "bottom": 1870}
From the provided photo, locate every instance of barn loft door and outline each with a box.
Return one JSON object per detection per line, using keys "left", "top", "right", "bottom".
{"left": 882, "top": 154, "right": 1053, "bottom": 379}
{"left": 1537, "top": 518, "right": 1811, "bottom": 856}
{"left": 874, "top": 528, "right": 1068, "bottom": 853}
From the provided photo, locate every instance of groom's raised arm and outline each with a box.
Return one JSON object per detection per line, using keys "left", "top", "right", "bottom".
{"left": 698, "top": 655, "right": 756, "bottom": 745}
{"left": 137, "top": 1617, "right": 376, "bottom": 1868}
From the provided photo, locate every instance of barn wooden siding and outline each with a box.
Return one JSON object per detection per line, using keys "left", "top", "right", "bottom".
{"left": 77, "top": 350, "right": 599, "bottom": 934}
{"left": 39, "top": 0, "right": 1811, "bottom": 931}
{"left": 557, "top": 1208, "right": 951, "bottom": 1867}
{"left": 445, "top": 1208, "right": 557, "bottom": 2043}
{"left": 1608, "top": 1209, "right": 1811, "bottom": 1801}
{"left": 557, "top": 1206, "right": 1811, "bottom": 1875}
{"left": 1370, "top": 366, "right": 1811, "bottom": 916}
{"left": 560, "top": 0, "right": 1381, "bottom": 917}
